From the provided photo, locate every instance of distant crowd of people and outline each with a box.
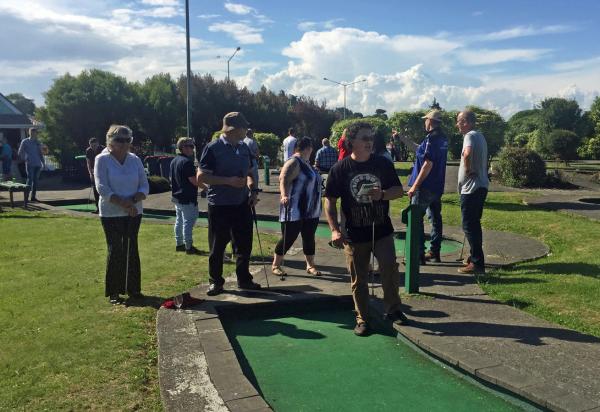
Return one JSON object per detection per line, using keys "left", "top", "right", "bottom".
{"left": 89, "top": 108, "right": 488, "bottom": 337}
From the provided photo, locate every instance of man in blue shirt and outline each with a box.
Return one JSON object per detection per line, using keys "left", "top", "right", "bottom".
{"left": 314, "top": 138, "right": 338, "bottom": 173}
{"left": 198, "top": 112, "right": 261, "bottom": 296}
{"left": 407, "top": 110, "right": 448, "bottom": 263}
{"left": 18, "top": 128, "right": 45, "bottom": 202}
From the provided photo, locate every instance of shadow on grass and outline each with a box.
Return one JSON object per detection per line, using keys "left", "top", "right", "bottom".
{"left": 514, "top": 262, "right": 600, "bottom": 279}
{"left": 125, "top": 295, "right": 165, "bottom": 309}
{"left": 482, "top": 201, "right": 534, "bottom": 213}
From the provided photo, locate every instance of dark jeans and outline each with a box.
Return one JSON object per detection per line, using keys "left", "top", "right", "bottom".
{"left": 426, "top": 198, "right": 443, "bottom": 254}
{"left": 25, "top": 164, "right": 41, "bottom": 200}
{"left": 274, "top": 218, "right": 319, "bottom": 256}
{"left": 208, "top": 203, "right": 254, "bottom": 286}
{"left": 410, "top": 188, "right": 441, "bottom": 255}
{"left": 91, "top": 178, "right": 100, "bottom": 210}
{"left": 460, "top": 188, "right": 488, "bottom": 267}
{"left": 100, "top": 215, "right": 142, "bottom": 297}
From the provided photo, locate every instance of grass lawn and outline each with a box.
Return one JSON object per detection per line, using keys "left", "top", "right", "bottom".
{"left": 0, "top": 210, "right": 276, "bottom": 410}
{"left": 390, "top": 191, "right": 600, "bottom": 338}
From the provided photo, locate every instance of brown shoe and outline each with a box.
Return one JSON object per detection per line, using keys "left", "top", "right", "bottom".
{"left": 353, "top": 322, "right": 369, "bottom": 336}
{"left": 424, "top": 250, "right": 441, "bottom": 263}
{"left": 457, "top": 262, "right": 485, "bottom": 274}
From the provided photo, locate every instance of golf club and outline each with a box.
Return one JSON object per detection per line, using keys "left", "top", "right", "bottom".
{"left": 88, "top": 184, "right": 93, "bottom": 211}
{"left": 251, "top": 206, "right": 270, "bottom": 289}
{"left": 456, "top": 234, "right": 466, "bottom": 262}
{"left": 279, "top": 203, "right": 290, "bottom": 281}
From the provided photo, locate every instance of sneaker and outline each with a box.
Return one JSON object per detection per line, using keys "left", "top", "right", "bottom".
{"left": 353, "top": 322, "right": 369, "bottom": 336}
{"left": 385, "top": 310, "right": 410, "bottom": 326}
{"left": 185, "top": 245, "right": 202, "bottom": 255}
{"left": 424, "top": 250, "right": 441, "bottom": 263}
{"left": 207, "top": 284, "right": 224, "bottom": 296}
{"left": 457, "top": 262, "right": 485, "bottom": 274}
{"left": 238, "top": 281, "right": 262, "bottom": 291}
{"left": 175, "top": 244, "right": 186, "bottom": 252}
{"left": 109, "top": 295, "right": 123, "bottom": 305}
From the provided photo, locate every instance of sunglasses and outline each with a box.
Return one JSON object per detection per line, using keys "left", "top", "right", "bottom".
{"left": 182, "top": 144, "right": 195, "bottom": 148}
{"left": 113, "top": 137, "right": 131, "bottom": 144}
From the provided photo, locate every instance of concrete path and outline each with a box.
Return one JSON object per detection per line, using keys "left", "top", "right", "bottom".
{"left": 525, "top": 190, "right": 600, "bottom": 221}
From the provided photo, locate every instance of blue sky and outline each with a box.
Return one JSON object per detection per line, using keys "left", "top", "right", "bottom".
{"left": 1, "top": 0, "right": 599, "bottom": 117}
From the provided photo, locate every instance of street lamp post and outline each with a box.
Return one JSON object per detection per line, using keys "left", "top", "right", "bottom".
{"left": 185, "top": 0, "right": 192, "bottom": 138}
{"left": 227, "top": 47, "right": 241, "bottom": 82}
{"left": 323, "top": 77, "right": 367, "bottom": 120}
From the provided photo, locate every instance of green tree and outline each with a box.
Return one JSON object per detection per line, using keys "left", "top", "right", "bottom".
{"left": 505, "top": 109, "right": 541, "bottom": 145}
{"left": 540, "top": 129, "right": 581, "bottom": 162}
{"left": 577, "top": 136, "right": 600, "bottom": 160}
{"left": 329, "top": 117, "right": 390, "bottom": 149}
{"left": 539, "top": 97, "right": 581, "bottom": 132}
{"left": 6, "top": 93, "right": 36, "bottom": 116}
{"left": 36, "top": 69, "right": 138, "bottom": 163}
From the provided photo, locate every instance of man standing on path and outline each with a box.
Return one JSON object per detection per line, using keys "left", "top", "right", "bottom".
{"left": 171, "top": 137, "right": 204, "bottom": 255}
{"left": 18, "top": 128, "right": 45, "bottom": 202}
{"left": 325, "top": 122, "right": 408, "bottom": 337}
{"left": 86, "top": 137, "right": 105, "bottom": 213}
{"left": 198, "top": 112, "right": 261, "bottom": 296}
{"left": 314, "top": 138, "right": 338, "bottom": 173}
{"left": 406, "top": 110, "right": 448, "bottom": 264}
{"left": 456, "top": 110, "right": 489, "bottom": 274}
{"left": 243, "top": 128, "right": 260, "bottom": 190}
{"left": 282, "top": 128, "right": 297, "bottom": 163}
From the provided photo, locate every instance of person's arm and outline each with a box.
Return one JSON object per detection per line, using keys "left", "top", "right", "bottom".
{"left": 462, "top": 146, "right": 473, "bottom": 176}
{"left": 86, "top": 158, "right": 94, "bottom": 178}
{"left": 132, "top": 157, "right": 149, "bottom": 203}
{"left": 95, "top": 156, "right": 133, "bottom": 209}
{"left": 324, "top": 196, "right": 345, "bottom": 246}
{"left": 397, "top": 134, "right": 419, "bottom": 152}
{"left": 197, "top": 145, "right": 246, "bottom": 188}
{"left": 406, "top": 159, "right": 433, "bottom": 198}
{"left": 17, "top": 140, "right": 26, "bottom": 161}
{"left": 279, "top": 158, "right": 300, "bottom": 205}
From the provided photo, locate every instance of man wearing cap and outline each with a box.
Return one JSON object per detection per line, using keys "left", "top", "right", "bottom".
{"left": 171, "top": 137, "right": 205, "bottom": 255}
{"left": 243, "top": 128, "right": 260, "bottom": 190}
{"left": 198, "top": 112, "right": 261, "bottom": 296}
{"left": 406, "top": 110, "right": 448, "bottom": 263}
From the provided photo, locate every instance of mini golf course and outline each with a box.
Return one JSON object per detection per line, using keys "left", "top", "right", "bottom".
{"left": 57, "top": 202, "right": 463, "bottom": 256}
{"left": 222, "top": 306, "right": 537, "bottom": 412}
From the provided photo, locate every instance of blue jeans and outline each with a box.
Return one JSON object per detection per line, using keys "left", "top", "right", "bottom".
{"left": 25, "top": 164, "right": 41, "bottom": 200}
{"left": 460, "top": 188, "right": 488, "bottom": 267}
{"left": 174, "top": 202, "right": 198, "bottom": 249}
{"left": 410, "top": 188, "right": 441, "bottom": 255}
{"left": 426, "top": 198, "right": 443, "bottom": 254}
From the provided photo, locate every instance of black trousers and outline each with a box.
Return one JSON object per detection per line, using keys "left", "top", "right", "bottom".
{"left": 274, "top": 218, "right": 319, "bottom": 256}
{"left": 208, "top": 203, "right": 253, "bottom": 286}
{"left": 460, "top": 188, "right": 488, "bottom": 267}
{"left": 100, "top": 215, "right": 142, "bottom": 296}
{"left": 91, "top": 178, "right": 100, "bottom": 210}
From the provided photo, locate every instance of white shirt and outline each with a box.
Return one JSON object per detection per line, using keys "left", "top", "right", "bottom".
{"left": 282, "top": 135, "right": 297, "bottom": 162}
{"left": 94, "top": 150, "right": 149, "bottom": 217}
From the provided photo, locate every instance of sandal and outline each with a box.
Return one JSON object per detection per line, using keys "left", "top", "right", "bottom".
{"left": 306, "top": 267, "right": 322, "bottom": 276}
{"left": 272, "top": 266, "right": 287, "bottom": 276}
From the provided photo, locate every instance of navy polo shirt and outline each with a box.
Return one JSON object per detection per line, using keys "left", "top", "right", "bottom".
{"left": 170, "top": 154, "right": 198, "bottom": 205}
{"left": 408, "top": 129, "right": 448, "bottom": 197}
{"left": 199, "top": 135, "right": 253, "bottom": 206}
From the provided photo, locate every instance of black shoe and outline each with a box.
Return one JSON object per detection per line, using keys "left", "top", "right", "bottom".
{"left": 92, "top": 210, "right": 99, "bottom": 214}
{"left": 424, "top": 250, "right": 441, "bottom": 263}
{"left": 238, "top": 281, "right": 262, "bottom": 291}
{"left": 185, "top": 245, "right": 202, "bottom": 255}
{"left": 207, "top": 284, "right": 224, "bottom": 296}
{"left": 30, "top": 197, "right": 39, "bottom": 202}
{"left": 128, "top": 292, "right": 144, "bottom": 299}
{"left": 353, "top": 322, "right": 369, "bottom": 336}
{"left": 109, "top": 295, "right": 123, "bottom": 305}
{"left": 175, "top": 244, "right": 186, "bottom": 252}
{"left": 385, "top": 310, "right": 410, "bottom": 326}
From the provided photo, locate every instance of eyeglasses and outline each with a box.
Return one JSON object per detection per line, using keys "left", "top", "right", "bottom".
{"left": 113, "top": 137, "right": 131, "bottom": 144}
{"left": 182, "top": 144, "right": 195, "bottom": 148}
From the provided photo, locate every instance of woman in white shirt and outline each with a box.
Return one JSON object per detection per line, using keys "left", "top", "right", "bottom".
{"left": 95, "top": 125, "right": 149, "bottom": 305}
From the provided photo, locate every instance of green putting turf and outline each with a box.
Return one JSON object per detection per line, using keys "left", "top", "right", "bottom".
{"left": 58, "top": 204, "right": 462, "bottom": 255}
{"left": 223, "top": 308, "right": 533, "bottom": 412}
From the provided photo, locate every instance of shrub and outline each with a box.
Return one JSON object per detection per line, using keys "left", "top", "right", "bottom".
{"left": 539, "top": 129, "right": 580, "bottom": 161}
{"left": 148, "top": 175, "right": 171, "bottom": 194}
{"left": 254, "top": 132, "right": 281, "bottom": 167}
{"left": 496, "top": 147, "right": 546, "bottom": 187}
{"left": 577, "top": 136, "right": 600, "bottom": 160}
{"left": 330, "top": 117, "right": 390, "bottom": 149}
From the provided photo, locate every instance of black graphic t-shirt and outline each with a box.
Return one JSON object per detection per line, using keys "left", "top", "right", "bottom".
{"left": 325, "top": 155, "right": 402, "bottom": 243}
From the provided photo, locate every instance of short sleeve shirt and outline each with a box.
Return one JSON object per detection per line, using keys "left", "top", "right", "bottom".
{"left": 408, "top": 130, "right": 448, "bottom": 197}
{"left": 86, "top": 145, "right": 105, "bottom": 170}
{"left": 283, "top": 136, "right": 297, "bottom": 162}
{"left": 170, "top": 154, "right": 198, "bottom": 205}
{"left": 199, "top": 135, "right": 252, "bottom": 206}
{"left": 325, "top": 155, "right": 402, "bottom": 243}
{"left": 458, "top": 130, "right": 489, "bottom": 194}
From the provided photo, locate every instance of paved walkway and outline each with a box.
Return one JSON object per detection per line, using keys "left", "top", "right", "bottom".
{"left": 525, "top": 190, "right": 600, "bottom": 221}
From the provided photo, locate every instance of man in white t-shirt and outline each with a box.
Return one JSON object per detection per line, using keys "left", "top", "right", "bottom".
{"left": 282, "top": 128, "right": 297, "bottom": 163}
{"left": 456, "top": 110, "right": 489, "bottom": 274}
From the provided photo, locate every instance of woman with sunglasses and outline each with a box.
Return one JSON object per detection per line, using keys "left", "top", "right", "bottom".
{"left": 95, "top": 125, "right": 149, "bottom": 305}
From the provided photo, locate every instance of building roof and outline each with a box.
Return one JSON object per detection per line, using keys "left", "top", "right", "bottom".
{"left": 0, "top": 93, "right": 33, "bottom": 128}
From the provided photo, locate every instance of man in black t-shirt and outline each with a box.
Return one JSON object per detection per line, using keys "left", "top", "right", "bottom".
{"left": 85, "top": 137, "right": 105, "bottom": 213}
{"left": 325, "top": 122, "right": 409, "bottom": 336}
{"left": 171, "top": 137, "right": 204, "bottom": 254}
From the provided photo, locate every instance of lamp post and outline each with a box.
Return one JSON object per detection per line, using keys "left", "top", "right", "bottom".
{"left": 323, "top": 77, "right": 366, "bottom": 120}
{"left": 220, "top": 47, "right": 240, "bottom": 82}
{"left": 185, "top": 0, "right": 192, "bottom": 138}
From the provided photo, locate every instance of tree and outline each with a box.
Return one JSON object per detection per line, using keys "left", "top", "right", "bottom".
{"left": 539, "top": 97, "right": 581, "bottom": 132}
{"left": 577, "top": 136, "right": 600, "bottom": 160}
{"left": 36, "top": 69, "right": 138, "bottom": 163}
{"left": 6, "top": 93, "right": 36, "bottom": 116}
{"left": 505, "top": 109, "right": 541, "bottom": 145}
{"left": 329, "top": 117, "right": 390, "bottom": 149}
{"left": 374, "top": 108, "right": 388, "bottom": 120}
{"left": 429, "top": 97, "right": 441, "bottom": 110}
{"left": 540, "top": 129, "right": 581, "bottom": 162}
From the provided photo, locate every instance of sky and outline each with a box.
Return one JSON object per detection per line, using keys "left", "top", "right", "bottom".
{"left": 1, "top": 0, "right": 599, "bottom": 118}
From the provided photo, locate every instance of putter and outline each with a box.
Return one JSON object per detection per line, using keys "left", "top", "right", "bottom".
{"left": 456, "top": 234, "right": 466, "bottom": 262}
{"left": 369, "top": 199, "right": 376, "bottom": 298}
{"left": 251, "top": 206, "right": 270, "bottom": 289}
{"left": 88, "top": 185, "right": 93, "bottom": 211}
{"left": 279, "top": 204, "right": 290, "bottom": 281}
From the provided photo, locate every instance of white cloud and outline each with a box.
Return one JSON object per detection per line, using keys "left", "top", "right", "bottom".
{"left": 297, "top": 18, "right": 344, "bottom": 32}
{"left": 198, "top": 14, "right": 220, "bottom": 19}
{"left": 224, "top": 2, "right": 254, "bottom": 15}
{"left": 472, "top": 11, "right": 484, "bottom": 17}
{"left": 474, "top": 24, "right": 576, "bottom": 42}
{"left": 140, "top": 0, "right": 179, "bottom": 5}
{"left": 208, "top": 21, "right": 263, "bottom": 44}
{"left": 551, "top": 56, "right": 600, "bottom": 72}
{"left": 458, "top": 48, "right": 551, "bottom": 65}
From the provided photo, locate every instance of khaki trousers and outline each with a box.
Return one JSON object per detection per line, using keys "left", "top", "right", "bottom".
{"left": 343, "top": 234, "right": 402, "bottom": 324}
